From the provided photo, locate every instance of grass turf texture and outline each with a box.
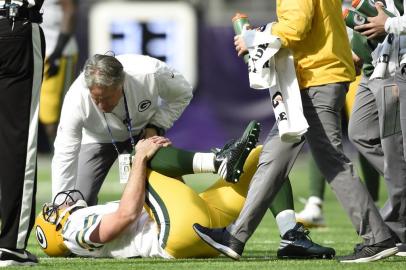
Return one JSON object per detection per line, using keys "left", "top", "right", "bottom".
{"left": 26, "top": 152, "right": 406, "bottom": 269}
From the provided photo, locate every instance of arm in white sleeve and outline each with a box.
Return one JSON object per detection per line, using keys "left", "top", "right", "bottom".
{"left": 385, "top": 16, "right": 406, "bottom": 34}
{"left": 149, "top": 63, "right": 193, "bottom": 130}
{"left": 52, "top": 89, "right": 84, "bottom": 201}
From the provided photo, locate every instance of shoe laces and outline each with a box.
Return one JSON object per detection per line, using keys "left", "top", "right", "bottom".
{"left": 213, "top": 139, "right": 237, "bottom": 157}
{"left": 296, "top": 227, "right": 312, "bottom": 241}
{"left": 285, "top": 224, "right": 312, "bottom": 242}
{"left": 354, "top": 243, "right": 365, "bottom": 253}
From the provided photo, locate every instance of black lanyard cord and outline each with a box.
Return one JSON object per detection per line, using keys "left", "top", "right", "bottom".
{"left": 103, "top": 88, "right": 136, "bottom": 155}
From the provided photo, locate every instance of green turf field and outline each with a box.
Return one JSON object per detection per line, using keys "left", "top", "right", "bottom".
{"left": 26, "top": 152, "right": 405, "bottom": 269}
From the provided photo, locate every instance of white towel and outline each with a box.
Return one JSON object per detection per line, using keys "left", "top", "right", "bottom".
{"left": 370, "top": 34, "right": 394, "bottom": 80}
{"left": 242, "top": 24, "right": 309, "bottom": 143}
{"left": 243, "top": 24, "right": 281, "bottom": 89}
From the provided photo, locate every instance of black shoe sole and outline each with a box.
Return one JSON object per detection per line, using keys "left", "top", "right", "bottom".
{"left": 193, "top": 225, "right": 241, "bottom": 260}
{"left": 228, "top": 120, "right": 260, "bottom": 183}
{"left": 277, "top": 253, "right": 335, "bottom": 259}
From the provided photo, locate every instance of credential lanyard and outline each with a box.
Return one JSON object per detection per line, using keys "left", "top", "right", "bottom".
{"left": 103, "top": 89, "right": 136, "bottom": 155}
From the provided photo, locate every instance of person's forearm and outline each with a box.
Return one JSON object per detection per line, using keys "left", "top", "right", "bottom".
{"left": 118, "top": 154, "right": 148, "bottom": 222}
{"left": 94, "top": 154, "right": 148, "bottom": 243}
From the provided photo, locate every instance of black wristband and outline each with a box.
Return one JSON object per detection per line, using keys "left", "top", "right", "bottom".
{"left": 145, "top": 124, "right": 165, "bottom": 136}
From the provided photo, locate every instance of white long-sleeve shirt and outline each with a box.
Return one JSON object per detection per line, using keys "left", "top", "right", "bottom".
{"left": 52, "top": 54, "right": 193, "bottom": 199}
{"left": 63, "top": 202, "right": 172, "bottom": 258}
{"left": 385, "top": 0, "right": 406, "bottom": 34}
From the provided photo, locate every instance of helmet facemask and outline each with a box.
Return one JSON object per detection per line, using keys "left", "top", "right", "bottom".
{"left": 35, "top": 190, "right": 87, "bottom": 257}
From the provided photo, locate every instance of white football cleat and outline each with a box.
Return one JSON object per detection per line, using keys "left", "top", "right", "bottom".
{"left": 296, "top": 196, "right": 326, "bottom": 228}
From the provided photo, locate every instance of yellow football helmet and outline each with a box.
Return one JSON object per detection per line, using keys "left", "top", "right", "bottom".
{"left": 34, "top": 190, "right": 87, "bottom": 257}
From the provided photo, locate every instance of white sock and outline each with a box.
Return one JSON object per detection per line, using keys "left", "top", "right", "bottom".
{"left": 192, "top": 153, "right": 216, "bottom": 173}
{"left": 307, "top": 196, "right": 323, "bottom": 206}
{"left": 275, "top": 210, "right": 297, "bottom": 237}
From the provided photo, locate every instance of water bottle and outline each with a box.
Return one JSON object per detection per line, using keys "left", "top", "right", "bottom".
{"left": 232, "top": 12, "right": 250, "bottom": 63}
{"left": 352, "top": 0, "right": 395, "bottom": 17}
{"left": 343, "top": 8, "right": 369, "bottom": 29}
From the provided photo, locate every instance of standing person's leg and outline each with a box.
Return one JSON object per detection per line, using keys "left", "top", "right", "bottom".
{"left": 269, "top": 180, "right": 295, "bottom": 219}
{"left": 193, "top": 124, "right": 306, "bottom": 259}
{"left": 307, "top": 157, "right": 326, "bottom": 201}
{"left": 348, "top": 76, "right": 384, "bottom": 174}
{"left": 297, "top": 76, "right": 381, "bottom": 227}
{"left": 368, "top": 77, "right": 406, "bottom": 245}
{"left": 345, "top": 75, "right": 381, "bottom": 202}
{"left": 0, "top": 21, "right": 44, "bottom": 266}
{"left": 396, "top": 64, "right": 406, "bottom": 161}
{"left": 303, "top": 83, "right": 396, "bottom": 262}
{"left": 268, "top": 178, "right": 334, "bottom": 259}
{"left": 226, "top": 126, "right": 304, "bottom": 243}
{"left": 296, "top": 155, "right": 326, "bottom": 228}
{"left": 350, "top": 73, "right": 406, "bottom": 252}
{"left": 297, "top": 155, "right": 381, "bottom": 223}
{"left": 373, "top": 74, "right": 406, "bottom": 245}
{"left": 358, "top": 153, "right": 380, "bottom": 202}
{"left": 75, "top": 143, "right": 118, "bottom": 205}
{"left": 347, "top": 77, "right": 395, "bottom": 217}
{"left": 392, "top": 62, "right": 406, "bottom": 255}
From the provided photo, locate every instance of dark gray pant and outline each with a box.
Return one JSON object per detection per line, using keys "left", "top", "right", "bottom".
{"left": 349, "top": 75, "right": 406, "bottom": 243}
{"left": 348, "top": 76, "right": 384, "bottom": 174}
{"left": 77, "top": 139, "right": 134, "bottom": 206}
{"left": 228, "top": 83, "right": 392, "bottom": 245}
{"left": 396, "top": 64, "right": 406, "bottom": 161}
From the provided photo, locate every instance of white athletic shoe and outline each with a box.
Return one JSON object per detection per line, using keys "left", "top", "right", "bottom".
{"left": 296, "top": 196, "right": 325, "bottom": 228}
{"left": 396, "top": 243, "right": 406, "bottom": 256}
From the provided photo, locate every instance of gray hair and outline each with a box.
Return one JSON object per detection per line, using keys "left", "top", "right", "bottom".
{"left": 83, "top": 54, "right": 125, "bottom": 88}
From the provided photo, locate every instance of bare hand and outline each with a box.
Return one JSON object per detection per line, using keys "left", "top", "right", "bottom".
{"left": 352, "top": 52, "right": 363, "bottom": 76}
{"left": 354, "top": 2, "right": 388, "bottom": 39}
{"left": 135, "top": 136, "right": 171, "bottom": 160}
{"left": 234, "top": 35, "right": 248, "bottom": 57}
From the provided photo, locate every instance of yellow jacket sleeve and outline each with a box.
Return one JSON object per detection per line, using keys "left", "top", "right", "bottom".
{"left": 271, "top": 0, "right": 316, "bottom": 48}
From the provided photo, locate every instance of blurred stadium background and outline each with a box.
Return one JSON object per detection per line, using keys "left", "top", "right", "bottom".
{"left": 37, "top": 0, "right": 280, "bottom": 154}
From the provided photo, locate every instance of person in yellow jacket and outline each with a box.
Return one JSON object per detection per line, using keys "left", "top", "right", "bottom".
{"left": 194, "top": 0, "right": 398, "bottom": 263}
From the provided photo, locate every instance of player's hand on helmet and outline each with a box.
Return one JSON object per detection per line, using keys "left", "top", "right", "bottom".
{"left": 135, "top": 136, "right": 171, "bottom": 160}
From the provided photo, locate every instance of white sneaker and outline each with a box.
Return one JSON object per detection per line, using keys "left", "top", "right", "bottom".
{"left": 296, "top": 196, "right": 325, "bottom": 228}
{"left": 396, "top": 243, "right": 406, "bottom": 256}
